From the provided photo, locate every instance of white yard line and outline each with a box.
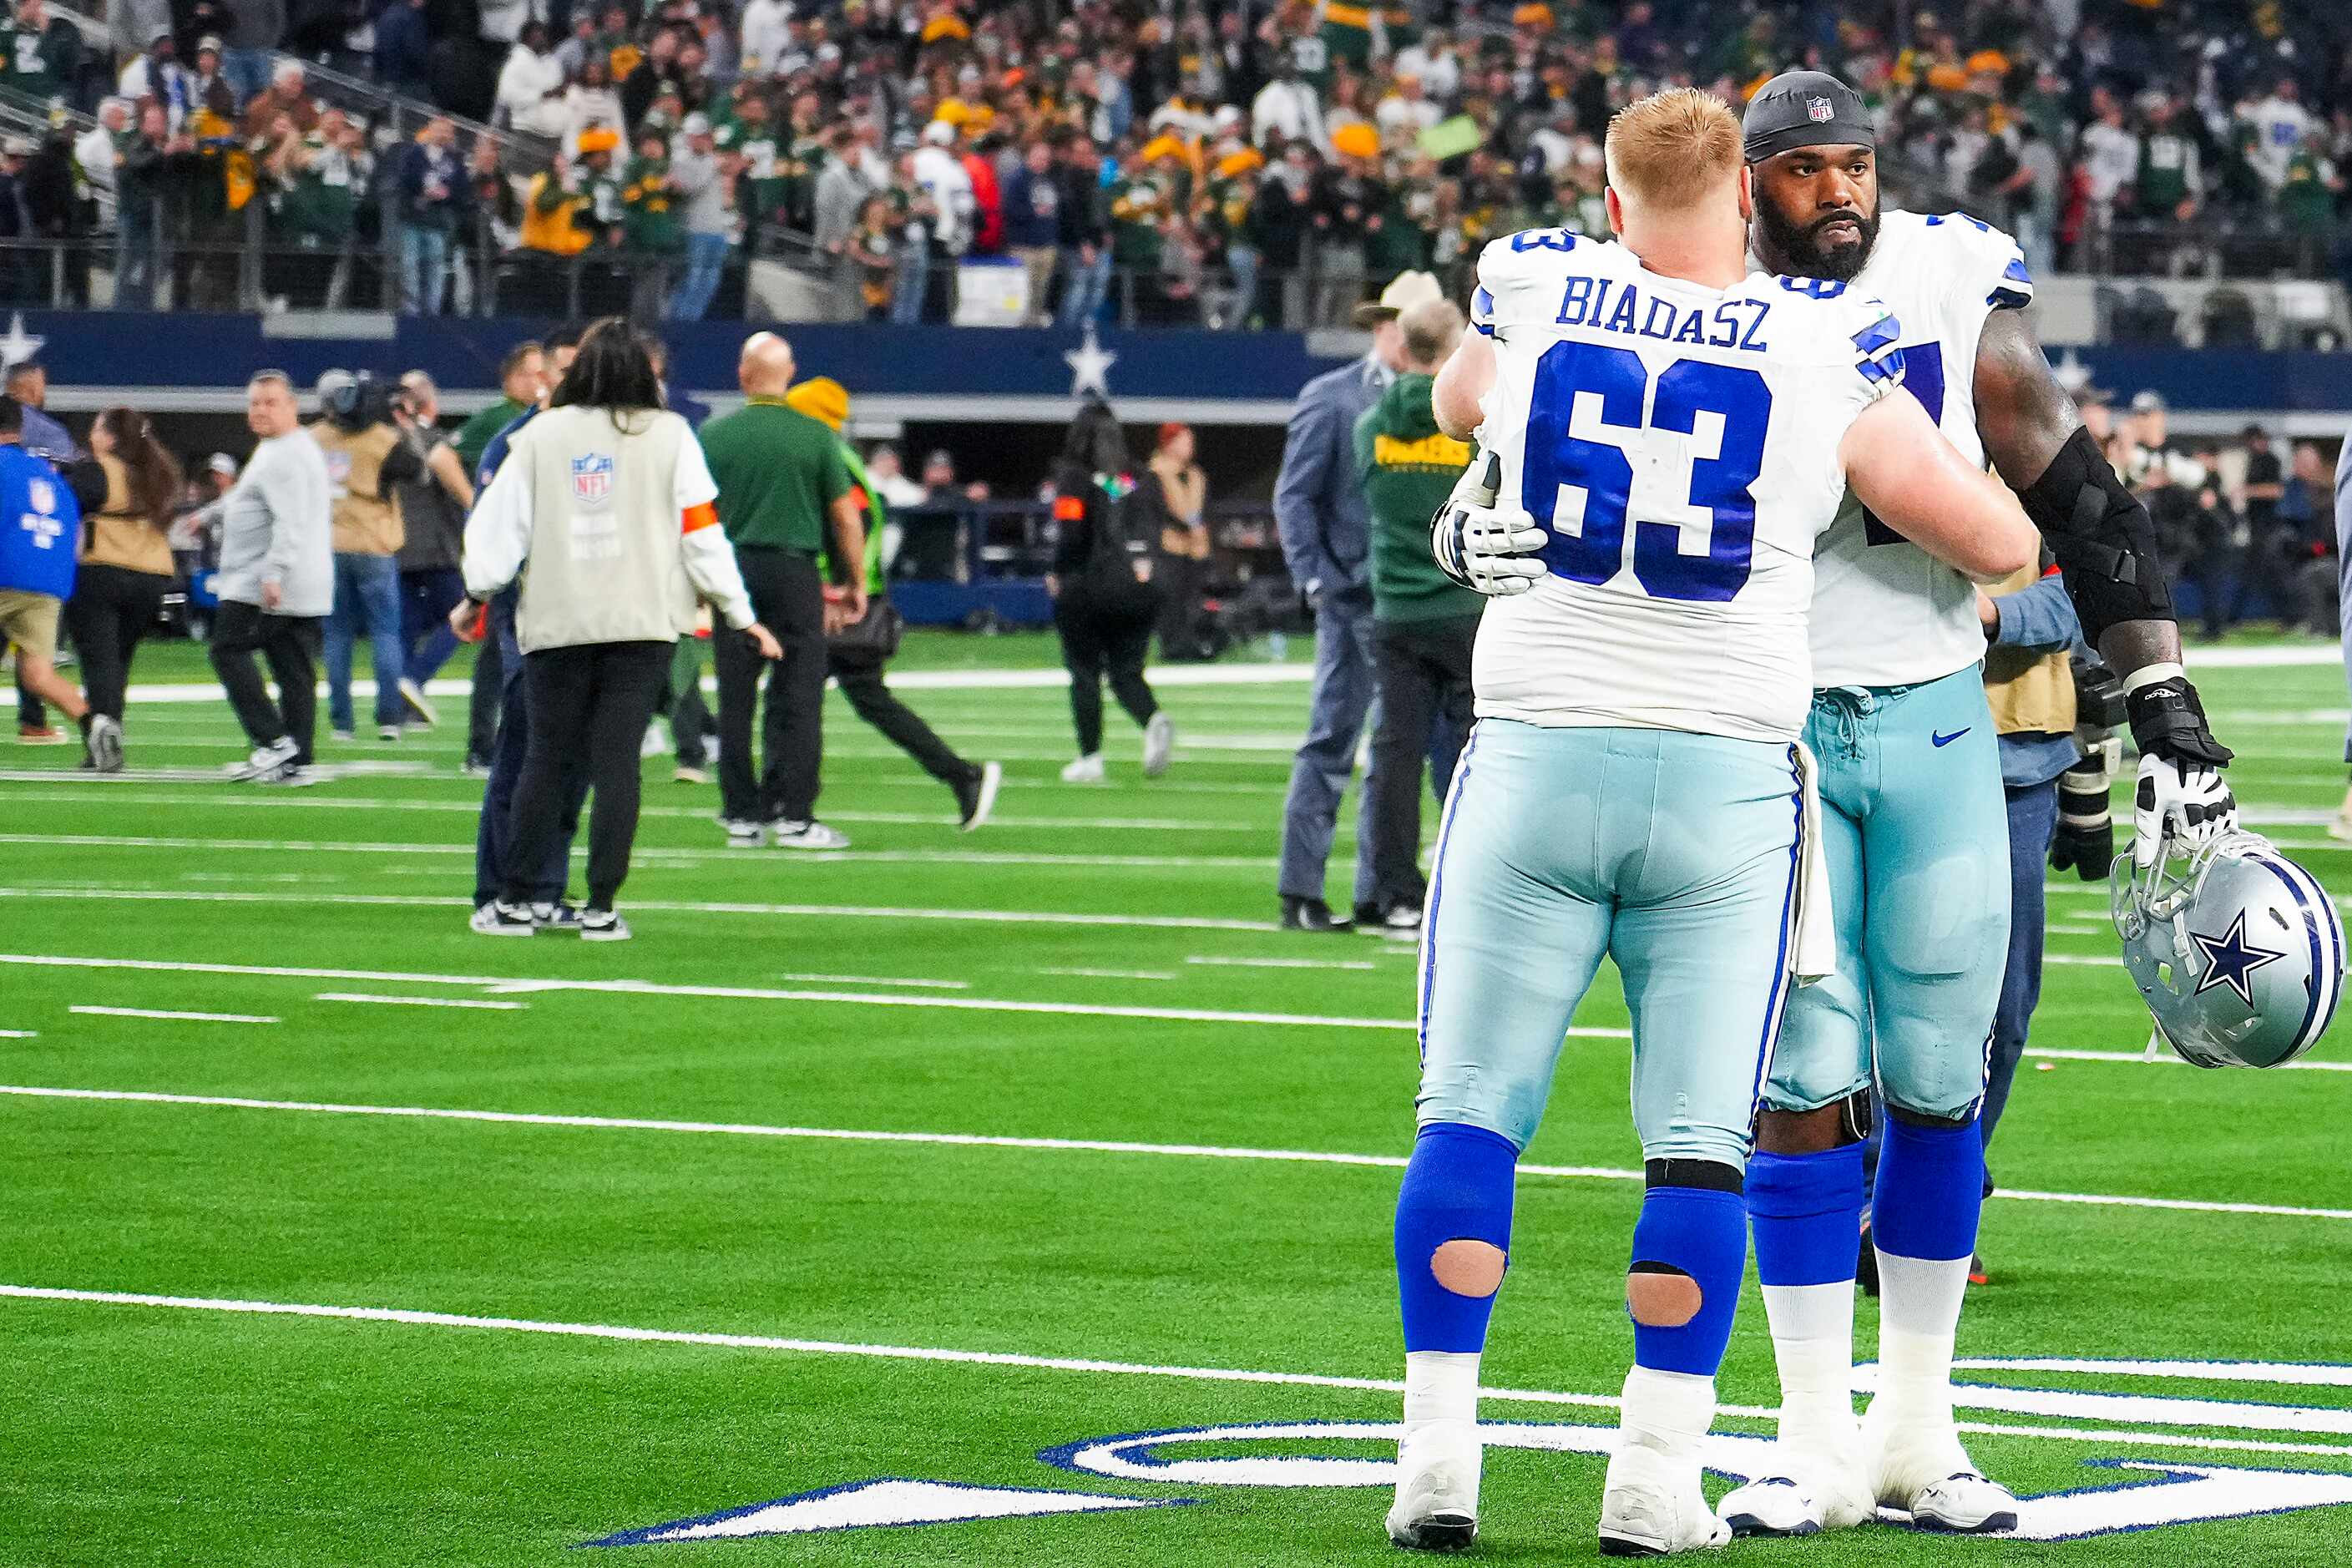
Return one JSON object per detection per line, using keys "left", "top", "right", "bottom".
{"left": 316, "top": 993, "right": 527, "bottom": 1011}
{"left": 0, "top": 832, "right": 1277, "bottom": 871}
{"left": 68, "top": 1006, "right": 279, "bottom": 1024}
{"left": 2026, "top": 1044, "right": 2352, "bottom": 1074}
{"left": 1187, "top": 955, "right": 1378, "bottom": 972}
{"left": 0, "top": 953, "right": 1499, "bottom": 1035}
{"left": 0, "top": 1282, "right": 2345, "bottom": 1460}
{"left": 774, "top": 973, "right": 972, "bottom": 991}
{"left": 0, "top": 886, "right": 1288, "bottom": 933}
{"left": 0, "top": 788, "right": 1290, "bottom": 837}
{"left": 3, "top": 1083, "right": 2343, "bottom": 1222}
{"left": 0, "top": 1029, "right": 35, "bottom": 1039}
{"left": 1037, "top": 967, "right": 1178, "bottom": 981}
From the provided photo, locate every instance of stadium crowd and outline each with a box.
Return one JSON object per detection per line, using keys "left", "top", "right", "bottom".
{"left": 0, "top": 0, "right": 2338, "bottom": 319}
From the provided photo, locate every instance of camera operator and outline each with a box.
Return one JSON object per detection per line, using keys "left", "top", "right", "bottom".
{"left": 311, "top": 370, "right": 423, "bottom": 743}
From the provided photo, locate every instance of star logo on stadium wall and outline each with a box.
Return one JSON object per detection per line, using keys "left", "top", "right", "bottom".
{"left": 2188, "top": 910, "right": 2285, "bottom": 1007}
{"left": 0, "top": 311, "right": 43, "bottom": 368}
{"left": 1065, "top": 324, "right": 1117, "bottom": 399}
{"left": 2050, "top": 348, "right": 2092, "bottom": 396}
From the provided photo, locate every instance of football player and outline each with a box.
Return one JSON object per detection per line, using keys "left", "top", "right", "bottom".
{"left": 1392, "top": 87, "right": 2036, "bottom": 1555}
{"left": 1715, "top": 72, "right": 2238, "bottom": 1540}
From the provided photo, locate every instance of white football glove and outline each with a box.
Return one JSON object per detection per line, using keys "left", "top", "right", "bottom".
{"left": 2132, "top": 751, "right": 2238, "bottom": 869}
{"left": 1432, "top": 496, "right": 1550, "bottom": 596}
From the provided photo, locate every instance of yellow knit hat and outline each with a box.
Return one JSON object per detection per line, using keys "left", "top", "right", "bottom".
{"left": 785, "top": 377, "right": 851, "bottom": 432}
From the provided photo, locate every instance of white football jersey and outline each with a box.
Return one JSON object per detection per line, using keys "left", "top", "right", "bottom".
{"left": 1469, "top": 229, "right": 1904, "bottom": 744}
{"left": 1807, "top": 209, "right": 2036, "bottom": 688}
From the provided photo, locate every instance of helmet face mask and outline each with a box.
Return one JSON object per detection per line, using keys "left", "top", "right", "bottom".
{"left": 2112, "top": 828, "right": 2344, "bottom": 1070}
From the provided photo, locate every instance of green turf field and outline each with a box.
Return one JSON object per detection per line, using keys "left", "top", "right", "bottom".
{"left": 3, "top": 632, "right": 2351, "bottom": 1565}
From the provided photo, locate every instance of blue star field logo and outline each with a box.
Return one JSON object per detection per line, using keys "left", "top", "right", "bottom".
{"left": 2188, "top": 910, "right": 2286, "bottom": 1007}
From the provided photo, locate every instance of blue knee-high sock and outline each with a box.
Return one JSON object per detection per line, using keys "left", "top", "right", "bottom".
{"left": 1394, "top": 1122, "right": 1516, "bottom": 1353}
{"left": 1748, "top": 1146, "right": 1866, "bottom": 1287}
{"left": 1872, "top": 1115, "right": 1985, "bottom": 1262}
{"left": 1627, "top": 1186, "right": 1747, "bottom": 1376}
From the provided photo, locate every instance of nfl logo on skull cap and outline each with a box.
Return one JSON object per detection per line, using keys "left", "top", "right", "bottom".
{"left": 1806, "top": 96, "right": 1834, "bottom": 122}
{"left": 571, "top": 453, "right": 615, "bottom": 508}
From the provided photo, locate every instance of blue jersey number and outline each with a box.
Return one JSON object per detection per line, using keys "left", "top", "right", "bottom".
{"left": 1521, "top": 341, "right": 1772, "bottom": 602}
{"left": 1860, "top": 341, "right": 1946, "bottom": 545}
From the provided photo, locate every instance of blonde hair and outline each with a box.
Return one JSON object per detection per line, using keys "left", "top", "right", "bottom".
{"left": 1604, "top": 87, "right": 1743, "bottom": 210}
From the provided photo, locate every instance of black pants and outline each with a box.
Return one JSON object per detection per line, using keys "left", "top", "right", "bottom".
{"left": 502, "top": 640, "right": 670, "bottom": 910}
{"left": 467, "top": 628, "right": 504, "bottom": 765}
{"left": 714, "top": 547, "right": 825, "bottom": 823}
{"left": 63, "top": 565, "right": 170, "bottom": 723}
{"left": 209, "top": 601, "right": 322, "bottom": 764}
{"left": 2229, "top": 533, "right": 2302, "bottom": 627}
{"left": 1368, "top": 615, "right": 1479, "bottom": 909}
{"left": 830, "top": 642, "right": 974, "bottom": 790}
{"left": 1055, "top": 587, "right": 1160, "bottom": 756}
{"left": 2186, "top": 543, "right": 2234, "bottom": 639}
{"left": 1155, "top": 551, "right": 1206, "bottom": 660}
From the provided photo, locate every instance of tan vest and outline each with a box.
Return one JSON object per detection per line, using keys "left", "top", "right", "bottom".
{"left": 312, "top": 420, "right": 407, "bottom": 557}
{"left": 1984, "top": 563, "right": 2076, "bottom": 737}
{"left": 512, "top": 405, "right": 695, "bottom": 654}
{"left": 80, "top": 454, "right": 174, "bottom": 577}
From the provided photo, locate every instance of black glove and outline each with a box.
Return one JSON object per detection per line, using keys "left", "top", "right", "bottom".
{"left": 2050, "top": 751, "right": 2115, "bottom": 881}
{"left": 2124, "top": 675, "right": 2233, "bottom": 767}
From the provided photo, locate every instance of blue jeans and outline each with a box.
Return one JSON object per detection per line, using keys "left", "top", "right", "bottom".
{"left": 1979, "top": 776, "right": 2058, "bottom": 1190}
{"left": 473, "top": 594, "right": 582, "bottom": 908}
{"left": 1276, "top": 588, "right": 1378, "bottom": 908}
{"left": 890, "top": 245, "right": 930, "bottom": 324}
{"left": 1224, "top": 243, "right": 1259, "bottom": 329}
{"left": 326, "top": 551, "right": 406, "bottom": 731}
{"left": 114, "top": 197, "right": 159, "bottom": 309}
{"left": 223, "top": 49, "right": 273, "bottom": 106}
{"left": 669, "top": 230, "right": 729, "bottom": 321}
{"left": 1055, "top": 246, "right": 1110, "bottom": 329}
{"left": 401, "top": 225, "right": 450, "bottom": 315}
{"left": 399, "top": 565, "right": 467, "bottom": 688}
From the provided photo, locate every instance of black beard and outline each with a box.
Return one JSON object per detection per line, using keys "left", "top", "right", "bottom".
{"left": 1753, "top": 200, "right": 1880, "bottom": 282}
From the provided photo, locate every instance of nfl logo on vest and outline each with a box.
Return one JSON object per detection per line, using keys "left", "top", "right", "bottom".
{"left": 570, "top": 453, "right": 614, "bottom": 508}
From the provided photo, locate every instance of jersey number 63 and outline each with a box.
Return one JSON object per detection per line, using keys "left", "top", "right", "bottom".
{"left": 1521, "top": 341, "right": 1770, "bottom": 603}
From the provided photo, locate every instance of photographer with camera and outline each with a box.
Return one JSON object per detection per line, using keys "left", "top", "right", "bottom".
{"left": 311, "top": 370, "right": 424, "bottom": 743}
{"left": 1968, "top": 562, "right": 2116, "bottom": 1283}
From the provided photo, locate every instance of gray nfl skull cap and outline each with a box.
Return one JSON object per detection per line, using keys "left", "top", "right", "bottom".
{"left": 1742, "top": 70, "right": 1875, "bottom": 162}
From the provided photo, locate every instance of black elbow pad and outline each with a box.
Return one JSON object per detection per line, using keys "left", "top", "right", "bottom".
{"left": 2018, "top": 427, "right": 2174, "bottom": 645}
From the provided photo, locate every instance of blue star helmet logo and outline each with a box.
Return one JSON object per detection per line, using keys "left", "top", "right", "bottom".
{"left": 2187, "top": 909, "right": 2286, "bottom": 1008}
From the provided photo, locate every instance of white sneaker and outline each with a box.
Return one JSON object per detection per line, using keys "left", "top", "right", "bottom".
{"left": 226, "top": 736, "right": 300, "bottom": 781}
{"left": 642, "top": 719, "right": 670, "bottom": 759}
{"left": 1860, "top": 1402, "right": 2018, "bottom": 1534}
{"left": 771, "top": 819, "right": 850, "bottom": 850}
{"left": 85, "top": 713, "right": 124, "bottom": 772}
{"left": 1597, "top": 1443, "right": 1731, "bottom": 1557}
{"left": 378, "top": 724, "right": 402, "bottom": 742}
{"left": 2330, "top": 812, "right": 2352, "bottom": 843}
{"left": 721, "top": 819, "right": 769, "bottom": 849}
{"left": 1384, "top": 1419, "right": 1479, "bottom": 1552}
{"left": 1717, "top": 1440, "right": 1876, "bottom": 1537}
{"left": 397, "top": 677, "right": 438, "bottom": 727}
{"left": 1142, "top": 711, "right": 1174, "bottom": 777}
{"left": 1060, "top": 752, "right": 1105, "bottom": 784}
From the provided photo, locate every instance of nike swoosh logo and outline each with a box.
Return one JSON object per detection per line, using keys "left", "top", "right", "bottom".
{"left": 1932, "top": 728, "right": 1971, "bottom": 748}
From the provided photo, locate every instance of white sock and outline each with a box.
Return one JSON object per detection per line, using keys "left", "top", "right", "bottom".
{"left": 1617, "top": 1364, "right": 1717, "bottom": 1464}
{"left": 1402, "top": 1349, "right": 1479, "bottom": 1431}
{"left": 1873, "top": 1251, "right": 1969, "bottom": 1427}
{"left": 1759, "top": 1281, "right": 1858, "bottom": 1449}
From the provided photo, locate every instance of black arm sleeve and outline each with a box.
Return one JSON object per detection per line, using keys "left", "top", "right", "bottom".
{"left": 2018, "top": 425, "right": 2175, "bottom": 645}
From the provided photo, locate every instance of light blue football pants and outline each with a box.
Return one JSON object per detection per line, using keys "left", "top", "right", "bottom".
{"left": 1414, "top": 720, "right": 1806, "bottom": 1167}
{"left": 1763, "top": 666, "right": 2008, "bottom": 1122}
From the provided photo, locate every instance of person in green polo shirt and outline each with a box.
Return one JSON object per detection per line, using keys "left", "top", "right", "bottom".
{"left": 695, "top": 331, "right": 867, "bottom": 850}
{"left": 1352, "top": 296, "right": 1481, "bottom": 929}
{"left": 453, "top": 341, "right": 546, "bottom": 478}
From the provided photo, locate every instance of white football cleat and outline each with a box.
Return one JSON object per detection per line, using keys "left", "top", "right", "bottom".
{"left": 1717, "top": 1443, "right": 1875, "bottom": 1537}
{"left": 1598, "top": 1442, "right": 1730, "bottom": 1556}
{"left": 1060, "top": 752, "right": 1105, "bottom": 784}
{"left": 1384, "top": 1419, "right": 1479, "bottom": 1552}
{"left": 1862, "top": 1404, "right": 2018, "bottom": 1534}
{"left": 1142, "top": 711, "right": 1174, "bottom": 777}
